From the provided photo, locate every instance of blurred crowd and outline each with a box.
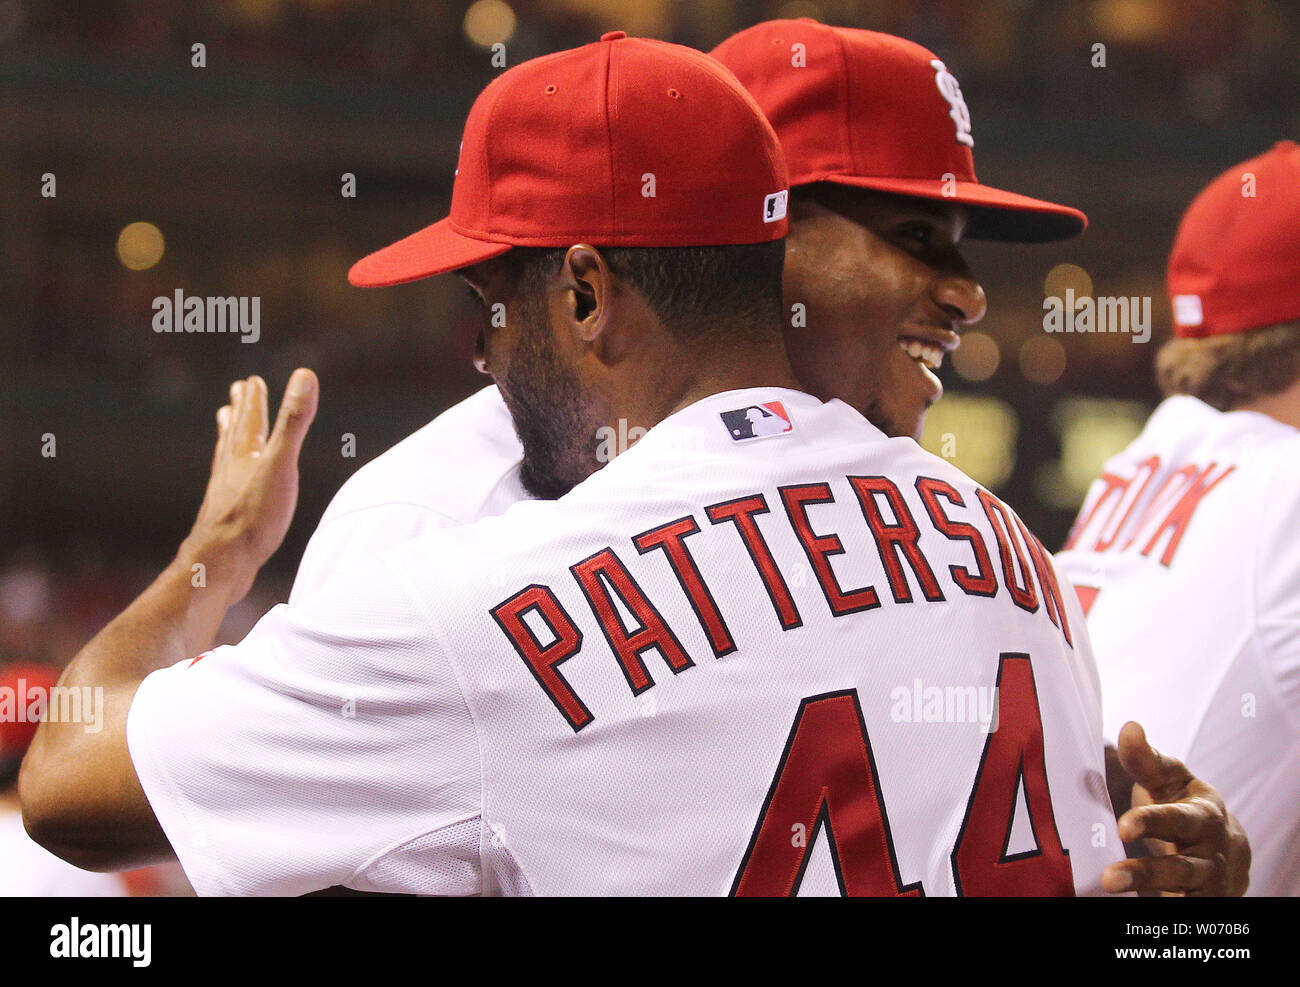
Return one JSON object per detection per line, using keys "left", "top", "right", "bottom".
{"left": 0, "top": 552, "right": 287, "bottom": 895}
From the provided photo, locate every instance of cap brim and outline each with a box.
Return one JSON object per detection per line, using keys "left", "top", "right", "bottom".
{"left": 348, "top": 218, "right": 514, "bottom": 287}
{"left": 814, "top": 174, "right": 1087, "bottom": 243}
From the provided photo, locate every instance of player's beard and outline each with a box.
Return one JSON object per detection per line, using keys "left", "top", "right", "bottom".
{"left": 499, "top": 296, "right": 600, "bottom": 500}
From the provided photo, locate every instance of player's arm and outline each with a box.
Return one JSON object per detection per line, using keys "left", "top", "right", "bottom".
{"left": 1100, "top": 721, "right": 1250, "bottom": 896}
{"left": 19, "top": 371, "right": 318, "bottom": 872}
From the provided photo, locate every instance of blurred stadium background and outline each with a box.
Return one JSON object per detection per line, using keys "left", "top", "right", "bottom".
{"left": 2, "top": 0, "right": 1298, "bottom": 685}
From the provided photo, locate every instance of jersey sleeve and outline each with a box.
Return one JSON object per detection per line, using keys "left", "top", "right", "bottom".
{"left": 288, "top": 385, "right": 528, "bottom": 605}
{"left": 290, "top": 502, "right": 459, "bottom": 602}
{"left": 126, "top": 552, "right": 482, "bottom": 896}
{"left": 1254, "top": 456, "right": 1300, "bottom": 726}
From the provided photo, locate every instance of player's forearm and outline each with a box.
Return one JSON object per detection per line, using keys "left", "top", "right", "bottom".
{"left": 22, "top": 373, "right": 317, "bottom": 870}
{"left": 59, "top": 537, "right": 245, "bottom": 693}
{"left": 20, "top": 537, "right": 245, "bottom": 857}
{"left": 27, "top": 536, "right": 247, "bottom": 793}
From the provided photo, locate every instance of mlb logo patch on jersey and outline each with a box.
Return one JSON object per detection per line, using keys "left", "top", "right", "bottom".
{"left": 720, "top": 402, "right": 794, "bottom": 441}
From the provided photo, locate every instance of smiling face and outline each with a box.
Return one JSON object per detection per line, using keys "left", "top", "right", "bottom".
{"left": 781, "top": 184, "right": 988, "bottom": 440}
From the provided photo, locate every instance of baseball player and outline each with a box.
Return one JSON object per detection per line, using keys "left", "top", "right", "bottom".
{"left": 23, "top": 33, "right": 1121, "bottom": 895}
{"left": 1057, "top": 141, "right": 1300, "bottom": 897}
{"left": 287, "top": 21, "right": 1247, "bottom": 894}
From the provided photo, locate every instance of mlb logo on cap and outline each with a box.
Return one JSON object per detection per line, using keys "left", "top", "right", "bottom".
{"left": 720, "top": 402, "right": 794, "bottom": 441}
{"left": 764, "top": 190, "right": 789, "bottom": 223}
{"left": 1167, "top": 141, "right": 1300, "bottom": 337}
{"left": 1172, "top": 294, "right": 1204, "bottom": 330}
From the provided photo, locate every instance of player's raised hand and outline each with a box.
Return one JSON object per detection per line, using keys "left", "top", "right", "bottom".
{"left": 1101, "top": 721, "right": 1250, "bottom": 896}
{"left": 182, "top": 369, "right": 319, "bottom": 603}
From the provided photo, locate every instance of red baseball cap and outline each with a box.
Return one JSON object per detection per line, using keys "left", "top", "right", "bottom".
{"left": 711, "top": 19, "right": 1087, "bottom": 243}
{"left": 350, "top": 32, "right": 789, "bottom": 287}
{"left": 1168, "top": 141, "right": 1300, "bottom": 338}
{"left": 0, "top": 663, "right": 58, "bottom": 759}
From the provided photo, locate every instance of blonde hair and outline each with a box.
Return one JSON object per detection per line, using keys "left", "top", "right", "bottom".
{"left": 1155, "top": 320, "right": 1300, "bottom": 411}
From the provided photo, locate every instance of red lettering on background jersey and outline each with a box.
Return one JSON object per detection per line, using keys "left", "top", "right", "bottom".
{"left": 634, "top": 515, "right": 736, "bottom": 659}
{"left": 732, "top": 690, "right": 923, "bottom": 897}
{"left": 915, "top": 477, "right": 998, "bottom": 597}
{"left": 1063, "top": 456, "right": 1160, "bottom": 553}
{"left": 978, "top": 490, "right": 1039, "bottom": 613}
{"left": 1095, "top": 456, "right": 1161, "bottom": 552}
{"left": 780, "top": 483, "right": 881, "bottom": 616}
{"left": 706, "top": 494, "right": 802, "bottom": 630}
{"left": 571, "top": 547, "right": 694, "bottom": 696}
{"left": 1068, "top": 457, "right": 1234, "bottom": 567}
{"left": 1135, "top": 463, "right": 1235, "bottom": 567}
{"left": 1062, "top": 474, "right": 1123, "bottom": 552}
{"left": 1118, "top": 463, "right": 1199, "bottom": 550}
{"left": 490, "top": 585, "right": 591, "bottom": 732}
{"left": 850, "top": 476, "right": 944, "bottom": 604}
{"left": 1074, "top": 585, "right": 1100, "bottom": 616}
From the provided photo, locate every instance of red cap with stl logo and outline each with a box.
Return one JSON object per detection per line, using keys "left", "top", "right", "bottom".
{"left": 711, "top": 19, "right": 1086, "bottom": 243}
{"left": 349, "top": 32, "right": 790, "bottom": 287}
{"left": 1168, "top": 141, "right": 1300, "bottom": 338}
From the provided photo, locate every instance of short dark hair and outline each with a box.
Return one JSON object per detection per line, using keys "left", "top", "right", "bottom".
{"left": 1156, "top": 320, "right": 1300, "bottom": 411}
{"left": 502, "top": 240, "right": 785, "bottom": 343}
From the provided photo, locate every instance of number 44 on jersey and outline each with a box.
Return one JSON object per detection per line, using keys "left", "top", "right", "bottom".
{"left": 732, "top": 653, "right": 1074, "bottom": 897}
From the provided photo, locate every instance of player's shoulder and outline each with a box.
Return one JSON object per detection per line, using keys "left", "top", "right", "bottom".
{"left": 1142, "top": 394, "right": 1300, "bottom": 459}
{"left": 1227, "top": 407, "right": 1300, "bottom": 465}
{"left": 411, "top": 393, "right": 976, "bottom": 554}
{"left": 793, "top": 397, "right": 978, "bottom": 481}
{"left": 320, "top": 384, "right": 525, "bottom": 527}
{"left": 1241, "top": 414, "right": 1300, "bottom": 524}
{"left": 1159, "top": 398, "right": 1300, "bottom": 505}
{"left": 848, "top": 423, "right": 992, "bottom": 498}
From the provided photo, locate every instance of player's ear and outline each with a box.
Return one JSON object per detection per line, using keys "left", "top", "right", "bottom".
{"left": 559, "top": 244, "right": 613, "bottom": 345}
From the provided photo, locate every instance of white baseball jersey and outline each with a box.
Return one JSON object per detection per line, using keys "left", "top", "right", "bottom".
{"left": 128, "top": 387, "right": 1119, "bottom": 896}
{"left": 1056, "top": 395, "right": 1300, "bottom": 897}
{"left": 289, "top": 384, "right": 526, "bottom": 602}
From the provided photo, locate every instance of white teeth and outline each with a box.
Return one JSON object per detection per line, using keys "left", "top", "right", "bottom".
{"left": 900, "top": 339, "right": 943, "bottom": 370}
